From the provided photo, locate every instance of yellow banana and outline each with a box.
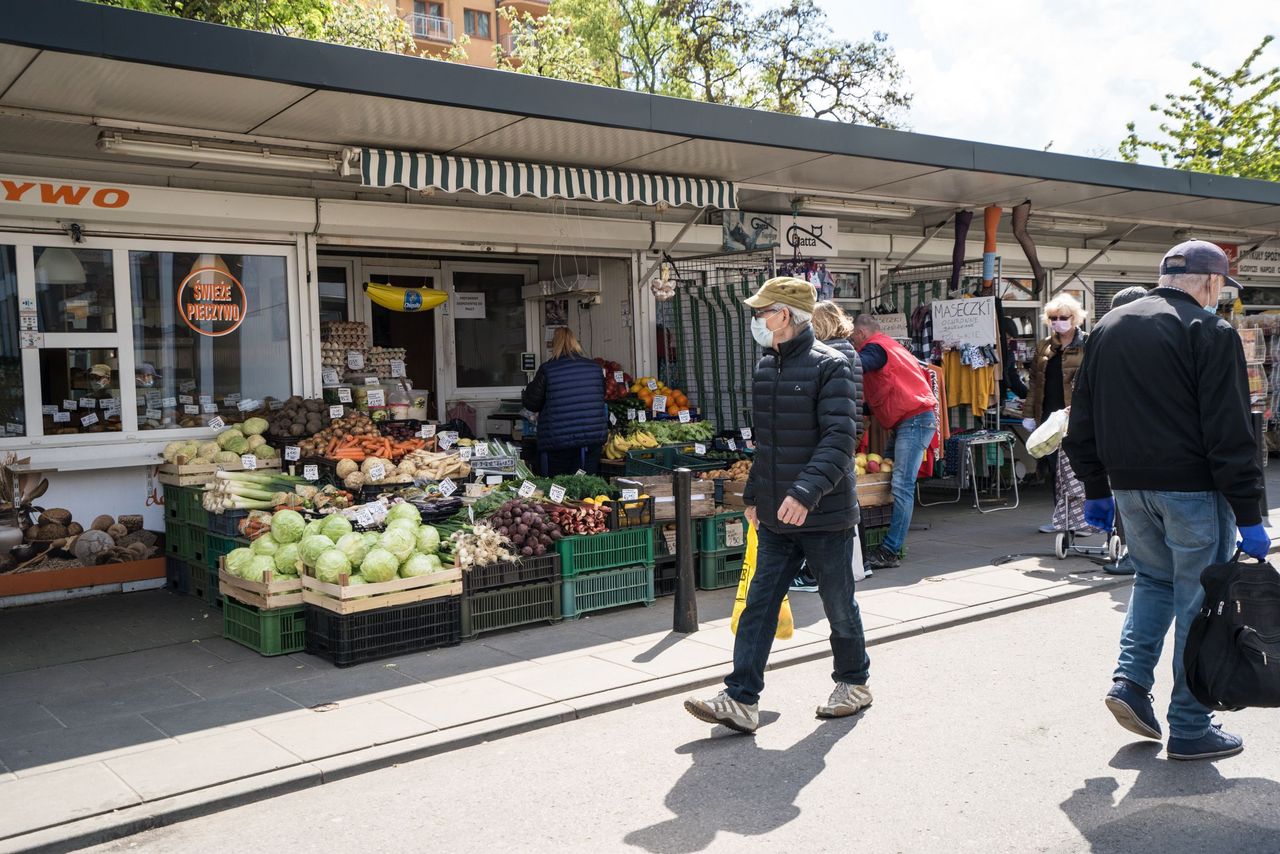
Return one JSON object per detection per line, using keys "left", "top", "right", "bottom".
{"left": 364, "top": 281, "right": 448, "bottom": 313}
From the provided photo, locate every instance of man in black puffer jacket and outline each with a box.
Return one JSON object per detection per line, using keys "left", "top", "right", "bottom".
{"left": 685, "top": 278, "right": 870, "bottom": 734}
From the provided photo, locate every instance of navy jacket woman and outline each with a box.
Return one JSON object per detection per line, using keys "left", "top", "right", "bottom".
{"left": 522, "top": 354, "right": 607, "bottom": 452}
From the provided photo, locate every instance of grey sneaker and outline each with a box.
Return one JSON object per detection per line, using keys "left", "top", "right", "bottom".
{"left": 684, "top": 690, "right": 759, "bottom": 734}
{"left": 816, "top": 682, "right": 873, "bottom": 718}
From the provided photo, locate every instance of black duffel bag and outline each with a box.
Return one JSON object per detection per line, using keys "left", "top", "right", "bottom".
{"left": 1185, "top": 549, "right": 1280, "bottom": 711}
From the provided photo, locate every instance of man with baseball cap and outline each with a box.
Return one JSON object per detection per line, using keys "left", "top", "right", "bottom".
{"left": 685, "top": 277, "right": 869, "bottom": 733}
{"left": 1065, "top": 240, "right": 1267, "bottom": 761}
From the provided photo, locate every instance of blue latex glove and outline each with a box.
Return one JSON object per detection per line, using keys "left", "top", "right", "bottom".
{"left": 1238, "top": 524, "right": 1271, "bottom": 561}
{"left": 1083, "top": 497, "right": 1115, "bottom": 532}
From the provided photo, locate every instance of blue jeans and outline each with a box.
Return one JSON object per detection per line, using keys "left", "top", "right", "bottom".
{"left": 1113, "top": 489, "right": 1236, "bottom": 740}
{"left": 884, "top": 410, "right": 937, "bottom": 553}
{"left": 725, "top": 525, "right": 869, "bottom": 705}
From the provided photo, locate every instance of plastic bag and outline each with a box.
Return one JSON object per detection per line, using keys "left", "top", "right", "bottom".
{"left": 1027, "top": 408, "right": 1069, "bottom": 459}
{"left": 730, "top": 521, "right": 794, "bottom": 639}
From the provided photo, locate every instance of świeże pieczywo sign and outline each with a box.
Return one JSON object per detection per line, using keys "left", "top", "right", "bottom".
{"left": 178, "top": 265, "right": 246, "bottom": 337}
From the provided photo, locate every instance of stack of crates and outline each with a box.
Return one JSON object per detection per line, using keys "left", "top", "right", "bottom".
{"left": 163, "top": 485, "right": 209, "bottom": 600}
{"left": 556, "top": 527, "right": 655, "bottom": 619}
{"left": 697, "top": 511, "right": 748, "bottom": 590}
{"left": 858, "top": 504, "right": 905, "bottom": 558}
{"left": 461, "top": 553, "right": 562, "bottom": 638}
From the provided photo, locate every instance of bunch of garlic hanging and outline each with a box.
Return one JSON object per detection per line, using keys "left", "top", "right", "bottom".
{"left": 650, "top": 262, "right": 676, "bottom": 301}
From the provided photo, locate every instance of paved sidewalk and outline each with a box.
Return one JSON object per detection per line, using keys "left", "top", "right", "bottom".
{"left": 1, "top": 475, "right": 1267, "bottom": 851}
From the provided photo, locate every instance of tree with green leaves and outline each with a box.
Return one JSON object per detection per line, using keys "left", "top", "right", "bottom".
{"left": 1120, "top": 36, "right": 1280, "bottom": 180}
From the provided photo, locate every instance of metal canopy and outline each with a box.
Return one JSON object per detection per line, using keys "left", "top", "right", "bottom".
{"left": 0, "top": 0, "right": 1277, "bottom": 237}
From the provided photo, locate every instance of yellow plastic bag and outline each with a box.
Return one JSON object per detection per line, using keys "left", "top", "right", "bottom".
{"left": 730, "top": 522, "right": 794, "bottom": 639}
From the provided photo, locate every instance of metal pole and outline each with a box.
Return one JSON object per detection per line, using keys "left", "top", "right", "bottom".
{"left": 1254, "top": 412, "right": 1269, "bottom": 524}
{"left": 673, "top": 467, "right": 698, "bottom": 633}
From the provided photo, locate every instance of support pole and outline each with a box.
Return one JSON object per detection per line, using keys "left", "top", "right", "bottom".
{"left": 673, "top": 467, "right": 699, "bottom": 633}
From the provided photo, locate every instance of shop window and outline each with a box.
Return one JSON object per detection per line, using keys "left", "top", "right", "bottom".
{"left": 38, "top": 348, "right": 122, "bottom": 435}
{"left": 34, "top": 247, "right": 116, "bottom": 333}
{"left": 0, "top": 246, "right": 22, "bottom": 437}
{"left": 464, "top": 9, "right": 490, "bottom": 38}
{"left": 318, "top": 266, "right": 350, "bottom": 323}
{"left": 452, "top": 271, "right": 525, "bottom": 388}
{"left": 130, "top": 251, "right": 291, "bottom": 430}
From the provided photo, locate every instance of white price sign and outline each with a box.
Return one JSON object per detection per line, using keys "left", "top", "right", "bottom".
{"left": 347, "top": 351, "right": 364, "bottom": 370}
{"left": 458, "top": 446, "right": 473, "bottom": 461}
{"left": 179, "top": 395, "right": 194, "bottom": 405}
{"left": 80, "top": 413, "right": 99, "bottom": 427}
{"left": 303, "top": 464, "right": 319, "bottom": 481}
{"left": 364, "top": 376, "right": 380, "bottom": 386}
{"left": 574, "top": 468, "right": 586, "bottom": 477}
{"left": 740, "top": 427, "right": 752, "bottom": 440}
{"left": 647, "top": 379, "right": 658, "bottom": 391}
{"left": 439, "top": 478, "right": 457, "bottom": 497}
{"left": 613, "top": 371, "right": 625, "bottom": 383}
{"left": 329, "top": 405, "right": 344, "bottom": 419}
{"left": 474, "top": 444, "right": 490, "bottom": 457}
{"left": 366, "top": 389, "right": 385, "bottom": 407}
{"left": 81, "top": 397, "right": 97, "bottom": 409}
{"left": 161, "top": 397, "right": 177, "bottom": 408}
{"left": 727, "top": 439, "right": 737, "bottom": 451}
{"left": 485, "top": 475, "right": 503, "bottom": 486}
{"left": 652, "top": 395, "right": 667, "bottom": 413}
{"left": 53, "top": 412, "right": 70, "bottom": 423}
{"left": 548, "top": 484, "right": 567, "bottom": 503}
{"left": 237, "top": 399, "right": 257, "bottom": 412}
{"left": 678, "top": 409, "right": 691, "bottom": 423}
{"left": 337, "top": 387, "right": 352, "bottom": 404}
{"left": 321, "top": 367, "right": 339, "bottom": 385}
{"left": 627, "top": 409, "right": 637, "bottom": 421}
{"left": 390, "top": 359, "right": 406, "bottom": 378}
{"left": 40, "top": 405, "right": 57, "bottom": 415}
{"left": 621, "top": 488, "right": 639, "bottom": 501}
{"left": 202, "top": 403, "right": 218, "bottom": 414}
{"left": 145, "top": 409, "right": 162, "bottom": 420}
{"left": 208, "top": 416, "right": 226, "bottom": 430}
{"left": 199, "top": 395, "right": 212, "bottom": 405}
{"left": 62, "top": 399, "right": 76, "bottom": 411}
{"left": 419, "top": 424, "right": 437, "bottom": 439}
{"left": 439, "top": 431, "right": 457, "bottom": 449}
{"left": 184, "top": 405, "right": 199, "bottom": 415}
{"left": 694, "top": 443, "right": 707, "bottom": 456}
{"left": 518, "top": 481, "right": 536, "bottom": 499}
{"left": 609, "top": 413, "right": 617, "bottom": 425}
{"left": 355, "top": 509, "right": 375, "bottom": 528}
{"left": 180, "top": 380, "right": 197, "bottom": 393}
{"left": 284, "top": 446, "right": 301, "bottom": 461}
{"left": 638, "top": 411, "right": 647, "bottom": 422}
{"left": 240, "top": 454, "right": 258, "bottom": 470}
{"left": 368, "top": 463, "right": 385, "bottom": 481}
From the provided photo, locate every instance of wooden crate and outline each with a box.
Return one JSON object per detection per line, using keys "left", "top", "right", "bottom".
{"left": 301, "top": 567, "right": 463, "bottom": 615}
{"left": 218, "top": 561, "right": 304, "bottom": 609}
{"left": 719, "top": 480, "right": 747, "bottom": 508}
{"left": 616, "top": 476, "right": 714, "bottom": 521}
{"left": 856, "top": 471, "right": 894, "bottom": 507}
{"left": 158, "top": 458, "right": 283, "bottom": 487}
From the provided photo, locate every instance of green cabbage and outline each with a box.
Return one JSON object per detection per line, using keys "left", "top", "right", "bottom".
{"left": 360, "top": 547, "right": 399, "bottom": 583}
{"left": 242, "top": 417, "right": 269, "bottom": 436}
{"left": 335, "top": 531, "right": 370, "bottom": 566}
{"left": 225, "top": 547, "right": 254, "bottom": 577}
{"left": 254, "top": 444, "right": 279, "bottom": 460}
{"left": 362, "top": 531, "right": 380, "bottom": 551}
{"left": 273, "top": 543, "right": 301, "bottom": 575}
{"left": 270, "top": 509, "right": 306, "bottom": 544}
{"left": 214, "top": 451, "right": 240, "bottom": 464}
{"left": 385, "top": 518, "right": 418, "bottom": 537}
{"left": 246, "top": 435, "right": 266, "bottom": 450}
{"left": 315, "top": 548, "right": 352, "bottom": 584}
{"left": 222, "top": 434, "right": 249, "bottom": 455}
{"left": 321, "top": 514, "right": 353, "bottom": 542}
{"left": 197, "top": 441, "right": 220, "bottom": 460}
{"left": 215, "top": 428, "right": 245, "bottom": 450}
{"left": 304, "top": 519, "right": 326, "bottom": 539}
{"left": 245, "top": 555, "right": 277, "bottom": 582}
{"left": 379, "top": 527, "right": 415, "bottom": 563}
{"left": 415, "top": 526, "right": 441, "bottom": 555}
{"left": 250, "top": 534, "right": 279, "bottom": 557}
{"left": 385, "top": 503, "right": 421, "bottom": 527}
{"left": 300, "top": 534, "right": 335, "bottom": 568}
{"left": 162, "top": 441, "right": 184, "bottom": 463}
{"left": 399, "top": 552, "right": 443, "bottom": 578}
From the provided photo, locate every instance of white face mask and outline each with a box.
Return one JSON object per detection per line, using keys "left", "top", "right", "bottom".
{"left": 1051, "top": 319, "right": 1073, "bottom": 334}
{"left": 751, "top": 316, "right": 774, "bottom": 349}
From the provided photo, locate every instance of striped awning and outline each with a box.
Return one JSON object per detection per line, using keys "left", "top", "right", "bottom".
{"left": 358, "top": 148, "right": 736, "bottom": 209}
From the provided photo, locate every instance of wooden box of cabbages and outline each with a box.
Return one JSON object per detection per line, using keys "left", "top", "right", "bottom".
{"left": 301, "top": 567, "right": 462, "bottom": 615}
{"left": 218, "top": 559, "right": 304, "bottom": 609}
{"left": 158, "top": 459, "right": 282, "bottom": 487}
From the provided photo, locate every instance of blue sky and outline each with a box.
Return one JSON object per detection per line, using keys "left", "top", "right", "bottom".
{"left": 809, "top": 0, "right": 1280, "bottom": 162}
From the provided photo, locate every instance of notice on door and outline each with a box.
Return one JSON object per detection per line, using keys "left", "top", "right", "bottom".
{"left": 454, "top": 292, "right": 486, "bottom": 319}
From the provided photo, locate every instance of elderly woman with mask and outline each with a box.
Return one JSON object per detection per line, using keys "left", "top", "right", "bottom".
{"left": 1023, "top": 293, "right": 1093, "bottom": 534}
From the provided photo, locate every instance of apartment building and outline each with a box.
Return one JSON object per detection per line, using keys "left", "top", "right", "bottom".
{"left": 383, "top": 0, "right": 549, "bottom": 66}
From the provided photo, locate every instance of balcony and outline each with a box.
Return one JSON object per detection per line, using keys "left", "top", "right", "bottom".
{"left": 498, "top": 32, "right": 517, "bottom": 55}
{"left": 411, "top": 13, "right": 454, "bottom": 43}
{"left": 496, "top": 0, "right": 549, "bottom": 13}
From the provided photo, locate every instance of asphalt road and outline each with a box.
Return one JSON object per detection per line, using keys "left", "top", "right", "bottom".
{"left": 89, "top": 585, "right": 1280, "bottom": 854}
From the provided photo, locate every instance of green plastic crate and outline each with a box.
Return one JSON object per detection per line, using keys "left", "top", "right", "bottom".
{"left": 162, "top": 485, "right": 184, "bottom": 524}
{"left": 698, "top": 511, "right": 748, "bottom": 553}
{"left": 561, "top": 564, "right": 654, "bottom": 619}
{"left": 698, "top": 549, "right": 746, "bottom": 590}
{"left": 461, "top": 581, "right": 561, "bottom": 638}
{"left": 164, "top": 485, "right": 207, "bottom": 529}
{"left": 189, "top": 557, "right": 209, "bottom": 603}
{"left": 556, "top": 526, "right": 655, "bottom": 578}
{"left": 860, "top": 525, "right": 906, "bottom": 558}
{"left": 175, "top": 521, "right": 205, "bottom": 565}
{"left": 165, "top": 520, "right": 187, "bottom": 559}
{"left": 205, "top": 531, "right": 247, "bottom": 570}
{"left": 202, "top": 563, "right": 222, "bottom": 608}
{"left": 223, "top": 599, "right": 305, "bottom": 656}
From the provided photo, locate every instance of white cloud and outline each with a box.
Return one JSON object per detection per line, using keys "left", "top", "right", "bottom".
{"left": 812, "top": 0, "right": 1280, "bottom": 161}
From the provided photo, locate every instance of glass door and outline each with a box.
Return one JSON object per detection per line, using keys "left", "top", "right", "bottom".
{"left": 439, "top": 263, "right": 535, "bottom": 415}
{"left": 363, "top": 266, "right": 440, "bottom": 418}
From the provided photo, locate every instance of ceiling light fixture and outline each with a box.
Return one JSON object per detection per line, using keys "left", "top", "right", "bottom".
{"left": 791, "top": 197, "right": 917, "bottom": 219}
{"left": 1027, "top": 217, "right": 1109, "bottom": 235}
{"left": 1173, "top": 228, "right": 1261, "bottom": 245}
{"left": 97, "top": 133, "right": 341, "bottom": 174}
{"left": 35, "top": 247, "right": 87, "bottom": 285}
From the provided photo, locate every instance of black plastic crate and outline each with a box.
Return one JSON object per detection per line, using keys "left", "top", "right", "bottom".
{"left": 165, "top": 556, "right": 190, "bottom": 596}
{"left": 463, "top": 554, "right": 560, "bottom": 595}
{"left": 304, "top": 596, "right": 461, "bottom": 667}
{"left": 206, "top": 509, "right": 249, "bottom": 537}
{"left": 604, "top": 496, "right": 655, "bottom": 530}
{"left": 654, "top": 554, "right": 678, "bottom": 597}
{"left": 860, "top": 503, "right": 894, "bottom": 528}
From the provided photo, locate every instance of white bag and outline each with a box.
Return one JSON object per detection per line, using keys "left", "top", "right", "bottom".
{"left": 852, "top": 526, "right": 868, "bottom": 582}
{"left": 1027, "top": 408, "right": 1070, "bottom": 459}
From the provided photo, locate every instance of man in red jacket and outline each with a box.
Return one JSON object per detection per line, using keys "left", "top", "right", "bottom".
{"left": 853, "top": 315, "right": 938, "bottom": 568}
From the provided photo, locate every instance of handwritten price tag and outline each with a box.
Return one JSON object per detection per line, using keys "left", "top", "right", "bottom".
{"left": 62, "top": 399, "right": 76, "bottom": 411}
{"left": 678, "top": 409, "right": 691, "bottom": 423}
{"left": 621, "top": 488, "right": 639, "bottom": 501}
{"left": 419, "top": 424, "right": 437, "bottom": 439}
{"left": 284, "top": 446, "right": 301, "bottom": 461}
{"left": 390, "top": 359, "right": 406, "bottom": 378}
{"left": 145, "top": 409, "right": 162, "bottom": 420}
{"left": 548, "top": 484, "right": 567, "bottom": 503}
{"left": 329, "top": 405, "right": 344, "bottom": 419}
{"left": 694, "top": 443, "right": 707, "bottom": 455}
{"left": 609, "top": 413, "right": 617, "bottom": 425}
{"left": 208, "top": 416, "right": 226, "bottom": 430}
{"left": 202, "top": 403, "right": 218, "bottom": 414}
{"left": 727, "top": 438, "right": 737, "bottom": 451}
{"left": 366, "top": 389, "right": 385, "bottom": 407}
{"left": 347, "top": 351, "right": 364, "bottom": 370}
{"left": 740, "top": 427, "right": 752, "bottom": 440}
{"left": 613, "top": 371, "right": 624, "bottom": 383}
{"left": 458, "top": 447, "right": 473, "bottom": 461}
{"left": 627, "top": 409, "right": 637, "bottom": 421}
{"left": 179, "top": 395, "right": 194, "bottom": 405}
{"left": 184, "top": 405, "right": 199, "bottom": 415}
{"left": 53, "top": 412, "right": 70, "bottom": 423}
{"left": 518, "top": 481, "right": 536, "bottom": 498}
{"left": 364, "top": 376, "right": 380, "bottom": 386}
{"left": 574, "top": 468, "right": 586, "bottom": 477}
{"left": 161, "top": 397, "right": 177, "bottom": 408}
{"left": 638, "top": 411, "right": 647, "bottom": 423}
{"left": 368, "top": 463, "right": 385, "bottom": 481}
{"left": 652, "top": 395, "right": 667, "bottom": 413}
{"left": 179, "top": 380, "right": 197, "bottom": 393}
{"left": 41, "top": 405, "right": 57, "bottom": 415}
{"left": 81, "top": 413, "right": 99, "bottom": 427}
{"left": 240, "top": 454, "right": 258, "bottom": 470}
{"left": 474, "top": 444, "right": 490, "bottom": 457}
{"left": 337, "top": 387, "right": 352, "bottom": 404}
{"left": 356, "top": 509, "right": 375, "bottom": 528}
{"left": 647, "top": 379, "right": 658, "bottom": 391}
{"left": 439, "top": 478, "right": 457, "bottom": 497}
{"left": 321, "top": 367, "right": 339, "bottom": 385}
{"left": 82, "top": 397, "right": 98, "bottom": 409}
{"left": 303, "top": 464, "right": 319, "bottom": 481}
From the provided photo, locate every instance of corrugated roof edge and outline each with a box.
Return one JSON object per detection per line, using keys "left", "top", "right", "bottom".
{"left": 2, "top": 0, "right": 1279, "bottom": 206}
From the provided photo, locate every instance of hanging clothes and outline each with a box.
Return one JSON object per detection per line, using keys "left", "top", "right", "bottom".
{"left": 941, "top": 349, "right": 997, "bottom": 413}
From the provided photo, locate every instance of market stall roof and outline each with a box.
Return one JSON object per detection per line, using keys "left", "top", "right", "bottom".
{"left": 1, "top": 0, "right": 1278, "bottom": 239}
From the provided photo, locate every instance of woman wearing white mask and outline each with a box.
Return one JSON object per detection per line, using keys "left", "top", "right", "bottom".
{"left": 1024, "top": 293, "right": 1092, "bottom": 534}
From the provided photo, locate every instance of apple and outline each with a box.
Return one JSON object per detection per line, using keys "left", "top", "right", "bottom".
{"left": 882, "top": 461, "right": 894, "bottom": 473}
{"left": 867, "top": 460, "right": 881, "bottom": 473}
{"left": 867, "top": 453, "right": 883, "bottom": 464}
{"left": 855, "top": 453, "right": 867, "bottom": 466}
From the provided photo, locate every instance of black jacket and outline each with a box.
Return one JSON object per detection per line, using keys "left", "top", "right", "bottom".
{"left": 521, "top": 355, "right": 607, "bottom": 452}
{"left": 822, "top": 336, "right": 865, "bottom": 441}
{"left": 743, "top": 326, "right": 858, "bottom": 532}
{"left": 1064, "top": 288, "right": 1263, "bottom": 525}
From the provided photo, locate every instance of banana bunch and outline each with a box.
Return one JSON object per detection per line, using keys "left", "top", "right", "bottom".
{"left": 603, "top": 430, "right": 660, "bottom": 459}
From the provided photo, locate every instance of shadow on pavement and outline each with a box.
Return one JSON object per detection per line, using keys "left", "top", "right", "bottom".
{"left": 1059, "top": 742, "right": 1280, "bottom": 853}
{"left": 623, "top": 712, "right": 861, "bottom": 854}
